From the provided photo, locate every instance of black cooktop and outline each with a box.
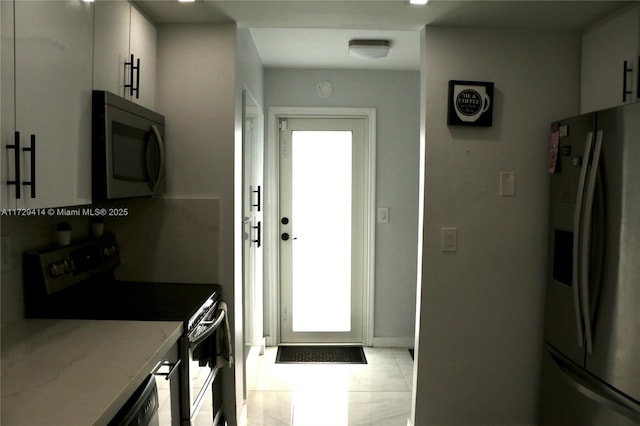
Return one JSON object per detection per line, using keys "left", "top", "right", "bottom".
{"left": 23, "top": 233, "right": 220, "bottom": 324}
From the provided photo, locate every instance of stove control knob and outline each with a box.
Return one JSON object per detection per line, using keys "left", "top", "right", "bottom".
{"left": 50, "top": 263, "right": 61, "bottom": 277}
{"left": 103, "top": 245, "right": 117, "bottom": 257}
{"left": 49, "top": 259, "right": 72, "bottom": 277}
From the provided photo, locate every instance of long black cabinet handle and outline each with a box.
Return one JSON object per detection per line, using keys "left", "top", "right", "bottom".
{"left": 252, "top": 221, "right": 262, "bottom": 247}
{"left": 252, "top": 185, "right": 262, "bottom": 212}
{"left": 622, "top": 60, "right": 633, "bottom": 102}
{"left": 124, "top": 54, "right": 140, "bottom": 99}
{"left": 6, "top": 131, "right": 21, "bottom": 199}
{"left": 152, "top": 359, "right": 181, "bottom": 381}
{"left": 637, "top": 56, "right": 639, "bottom": 99}
{"left": 22, "top": 134, "right": 35, "bottom": 198}
{"left": 135, "top": 57, "right": 140, "bottom": 99}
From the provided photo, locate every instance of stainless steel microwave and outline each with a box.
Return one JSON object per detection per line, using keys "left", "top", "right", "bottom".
{"left": 92, "top": 90, "right": 165, "bottom": 202}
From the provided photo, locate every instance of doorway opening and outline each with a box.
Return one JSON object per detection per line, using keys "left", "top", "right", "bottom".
{"left": 265, "top": 107, "right": 377, "bottom": 346}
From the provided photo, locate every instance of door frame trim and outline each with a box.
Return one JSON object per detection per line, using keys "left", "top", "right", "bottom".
{"left": 265, "top": 107, "right": 376, "bottom": 346}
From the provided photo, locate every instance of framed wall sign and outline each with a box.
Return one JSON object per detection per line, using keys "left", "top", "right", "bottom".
{"left": 447, "top": 80, "right": 494, "bottom": 127}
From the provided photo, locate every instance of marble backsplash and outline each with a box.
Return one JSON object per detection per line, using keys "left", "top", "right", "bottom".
{"left": 0, "top": 198, "right": 220, "bottom": 326}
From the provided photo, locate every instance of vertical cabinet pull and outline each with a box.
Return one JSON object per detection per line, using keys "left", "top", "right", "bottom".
{"left": 252, "top": 185, "right": 262, "bottom": 212}
{"left": 6, "top": 131, "right": 21, "bottom": 199}
{"left": 252, "top": 221, "right": 262, "bottom": 248}
{"left": 125, "top": 54, "right": 140, "bottom": 99}
{"left": 637, "top": 56, "right": 640, "bottom": 99}
{"left": 22, "top": 134, "right": 36, "bottom": 198}
{"left": 152, "top": 359, "right": 181, "bottom": 381}
{"left": 622, "top": 60, "right": 633, "bottom": 102}
{"left": 135, "top": 57, "right": 140, "bottom": 99}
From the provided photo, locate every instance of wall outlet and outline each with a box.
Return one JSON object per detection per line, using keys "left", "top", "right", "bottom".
{"left": 500, "top": 171, "right": 516, "bottom": 196}
{"left": 1, "top": 236, "right": 12, "bottom": 273}
{"left": 441, "top": 227, "right": 457, "bottom": 252}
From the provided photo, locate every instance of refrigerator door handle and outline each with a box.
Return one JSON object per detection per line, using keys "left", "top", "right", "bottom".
{"left": 550, "top": 349, "right": 640, "bottom": 423}
{"left": 580, "top": 130, "right": 603, "bottom": 354}
{"left": 572, "top": 131, "right": 593, "bottom": 349}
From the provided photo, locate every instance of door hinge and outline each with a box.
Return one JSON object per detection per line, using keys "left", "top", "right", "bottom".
{"left": 279, "top": 120, "right": 288, "bottom": 131}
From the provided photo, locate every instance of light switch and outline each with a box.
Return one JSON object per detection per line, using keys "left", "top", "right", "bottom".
{"left": 377, "top": 207, "right": 389, "bottom": 224}
{"left": 500, "top": 171, "right": 516, "bottom": 196}
{"left": 441, "top": 227, "right": 457, "bottom": 252}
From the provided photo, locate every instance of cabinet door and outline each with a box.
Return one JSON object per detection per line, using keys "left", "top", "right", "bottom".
{"left": 93, "top": 0, "right": 130, "bottom": 99}
{"left": 1, "top": 0, "right": 16, "bottom": 209}
{"left": 14, "top": 0, "right": 94, "bottom": 209}
{"left": 581, "top": 6, "right": 640, "bottom": 113}
{"left": 130, "top": 5, "right": 157, "bottom": 109}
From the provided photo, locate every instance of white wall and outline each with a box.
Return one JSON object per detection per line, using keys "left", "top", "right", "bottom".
{"left": 413, "top": 27, "right": 581, "bottom": 425}
{"left": 156, "top": 24, "right": 265, "bottom": 426}
{"left": 235, "top": 26, "right": 265, "bottom": 419}
{"left": 156, "top": 23, "right": 241, "bottom": 425}
{"left": 264, "top": 68, "right": 421, "bottom": 345}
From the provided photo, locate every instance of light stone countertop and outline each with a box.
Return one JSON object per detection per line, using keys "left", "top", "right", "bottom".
{"left": 1, "top": 319, "right": 183, "bottom": 426}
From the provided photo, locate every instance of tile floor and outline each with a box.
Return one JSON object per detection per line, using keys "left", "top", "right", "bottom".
{"left": 245, "top": 347, "right": 413, "bottom": 426}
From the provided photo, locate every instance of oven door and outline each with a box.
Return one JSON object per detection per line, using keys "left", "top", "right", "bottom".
{"left": 181, "top": 308, "right": 225, "bottom": 425}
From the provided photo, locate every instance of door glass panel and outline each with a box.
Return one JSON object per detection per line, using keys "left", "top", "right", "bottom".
{"left": 291, "top": 130, "right": 352, "bottom": 332}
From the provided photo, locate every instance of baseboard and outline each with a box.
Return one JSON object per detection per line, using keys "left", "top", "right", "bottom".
{"left": 373, "top": 336, "right": 414, "bottom": 347}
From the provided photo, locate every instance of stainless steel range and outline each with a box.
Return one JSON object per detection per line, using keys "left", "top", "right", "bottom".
{"left": 22, "top": 233, "right": 226, "bottom": 426}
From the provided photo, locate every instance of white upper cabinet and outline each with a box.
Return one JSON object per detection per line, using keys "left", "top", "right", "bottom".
{"left": 129, "top": 5, "right": 157, "bottom": 110}
{"left": 2, "top": 0, "right": 94, "bottom": 210}
{"left": 581, "top": 5, "right": 640, "bottom": 113}
{"left": 1, "top": 1, "right": 16, "bottom": 209}
{"left": 93, "top": 0, "right": 157, "bottom": 110}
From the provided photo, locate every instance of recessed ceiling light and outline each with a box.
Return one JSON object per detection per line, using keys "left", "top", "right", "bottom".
{"left": 409, "top": 0, "right": 429, "bottom": 4}
{"left": 348, "top": 40, "right": 390, "bottom": 59}
{"left": 178, "top": 0, "right": 195, "bottom": 3}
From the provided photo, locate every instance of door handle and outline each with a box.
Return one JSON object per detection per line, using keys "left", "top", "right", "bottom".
{"left": 252, "top": 186, "right": 262, "bottom": 212}
{"left": 622, "top": 60, "right": 633, "bottom": 102}
{"left": 22, "top": 134, "right": 36, "bottom": 198}
{"left": 573, "top": 131, "right": 593, "bottom": 349}
{"left": 7, "top": 131, "right": 21, "bottom": 199}
{"left": 252, "top": 221, "right": 262, "bottom": 247}
{"left": 125, "top": 54, "right": 140, "bottom": 99}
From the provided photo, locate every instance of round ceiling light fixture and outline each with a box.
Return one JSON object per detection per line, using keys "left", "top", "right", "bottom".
{"left": 348, "top": 39, "right": 390, "bottom": 59}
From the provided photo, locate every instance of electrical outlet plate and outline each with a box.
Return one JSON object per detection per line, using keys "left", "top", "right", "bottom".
{"left": 500, "top": 171, "right": 516, "bottom": 196}
{"left": 441, "top": 227, "right": 457, "bottom": 252}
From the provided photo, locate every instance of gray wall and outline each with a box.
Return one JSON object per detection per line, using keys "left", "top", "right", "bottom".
{"left": 264, "top": 68, "right": 421, "bottom": 344}
{"left": 156, "top": 24, "right": 265, "bottom": 426}
{"left": 413, "top": 27, "right": 581, "bottom": 425}
{"left": 156, "top": 23, "right": 241, "bottom": 424}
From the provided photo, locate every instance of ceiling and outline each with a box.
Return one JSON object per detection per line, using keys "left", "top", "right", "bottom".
{"left": 134, "top": 0, "right": 632, "bottom": 71}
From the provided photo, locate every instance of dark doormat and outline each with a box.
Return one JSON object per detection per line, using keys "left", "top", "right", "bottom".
{"left": 276, "top": 345, "right": 367, "bottom": 364}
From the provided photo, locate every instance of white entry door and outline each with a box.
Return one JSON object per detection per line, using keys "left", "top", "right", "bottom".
{"left": 279, "top": 117, "right": 366, "bottom": 343}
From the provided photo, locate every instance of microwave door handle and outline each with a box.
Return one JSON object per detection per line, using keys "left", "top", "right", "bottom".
{"left": 149, "top": 124, "right": 165, "bottom": 193}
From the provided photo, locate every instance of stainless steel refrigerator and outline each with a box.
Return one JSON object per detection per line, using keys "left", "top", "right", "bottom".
{"left": 539, "top": 101, "right": 640, "bottom": 425}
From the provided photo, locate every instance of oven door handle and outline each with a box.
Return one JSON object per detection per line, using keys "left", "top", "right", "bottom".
{"left": 189, "top": 309, "right": 225, "bottom": 347}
